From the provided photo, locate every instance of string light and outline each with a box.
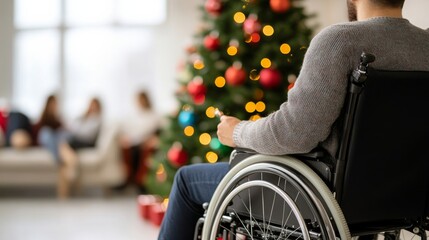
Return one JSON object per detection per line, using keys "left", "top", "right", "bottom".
{"left": 250, "top": 114, "right": 261, "bottom": 121}
{"left": 255, "top": 101, "right": 266, "bottom": 112}
{"left": 199, "top": 133, "right": 212, "bottom": 145}
{"left": 262, "top": 25, "right": 274, "bottom": 36}
{"left": 215, "top": 76, "right": 226, "bottom": 88}
{"left": 260, "top": 58, "right": 272, "bottom": 68}
{"left": 206, "top": 151, "right": 219, "bottom": 163}
{"left": 245, "top": 102, "right": 256, "bottom": 113}
{"left": 206, "top": 106, "right": 216, "bottom": 118}
{"left": 249, "top": 69, "right": 260, "bottom": 81}
{"left": 280, "top": 43, "right": 291, "bottom": 54}
{"left": 233, "top": 12, "right": 246, "bottom": 23}
{"left": 193, "top": 60, "right": 205, "bottom": 70}
{"left": 227, "top": 46, "right": 238, "bottom": 56}
{"left": 184, "top": 126, "right": 195, "bottom": 136}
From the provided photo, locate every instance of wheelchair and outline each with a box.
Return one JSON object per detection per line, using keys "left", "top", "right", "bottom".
{"left": 194, "top": 53, "right": 429, "bottom": 240}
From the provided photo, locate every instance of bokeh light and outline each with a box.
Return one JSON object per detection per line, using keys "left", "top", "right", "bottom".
{"left": 215, "top": 76, "right": 226, "bottom": 88}
{"left": 227, "top": 46, "right": 238, "bottom": 56}
{"left": 199, "top": 133, "right": 212, "bottom": 145}
{"left": 251, "top": 33, "right": 260, "bottom": 43}
{"left": 193, "top": 60, "right": 205, "bottom": 70}
{"left": 260, "top": 58, "right": 272, "bottom": 68}
{"left": 280, "top": 43, "right": 291, "bottom": 54}
{"left": 262, "top": 25, "right": 274, "bottom": 36}
{"left": 233, "top": 12, "right": 246, "bottom": 23}
{"left": 255, "top": 101, "right": 266, "bottom": 112}
{"left": 206, "top": 151, "right": 219, "bottom": 163}
{"left": 250, "top": 114, "right": 261, "bottom": 121}
{"left": 206, "top": 106, "right": 216, "bottom": 118}
{"left": 249, "top": 69, "right": 260, "bottom": 81}
{"left": 254, "top": 89, "right": 264, "bottom": 100}
{"left": 245, "top": 101, "right": 256, "bottom": 113}
{"left": 184, "top": 126, "right": 195, "bottom": 136}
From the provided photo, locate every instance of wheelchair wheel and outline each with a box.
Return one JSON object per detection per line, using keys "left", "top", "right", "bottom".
{"left": 201, "top": 155, "right": 351, "bottom": 240}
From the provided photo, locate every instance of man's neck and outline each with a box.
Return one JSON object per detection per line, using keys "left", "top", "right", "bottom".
{"left": 358, "top": 6, "right": 403, "bottom": 21}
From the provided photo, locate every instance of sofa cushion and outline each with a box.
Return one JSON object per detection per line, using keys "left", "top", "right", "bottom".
{"left": 0, "top": 147, "right": 56, "bottom": 170}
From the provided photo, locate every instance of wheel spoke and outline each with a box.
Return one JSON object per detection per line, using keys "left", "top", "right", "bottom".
{"left": 233, "top": 209, "right": 254, "bottom": 240}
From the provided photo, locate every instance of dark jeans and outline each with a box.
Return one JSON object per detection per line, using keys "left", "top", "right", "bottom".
{"left": 158, "top": 162, "right": 229, "bottom": 240}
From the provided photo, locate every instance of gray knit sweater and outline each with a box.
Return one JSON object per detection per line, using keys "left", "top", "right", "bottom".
{"left": 233, "top": 17, "right": 429, "bottom": 157}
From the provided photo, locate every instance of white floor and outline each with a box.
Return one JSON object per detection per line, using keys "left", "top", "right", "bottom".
{"left": 0, "top": 188, "right": 160, "bottom": 240}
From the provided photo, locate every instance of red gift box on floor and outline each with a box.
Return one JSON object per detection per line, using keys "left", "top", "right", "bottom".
{"left": 149, "top": 204, "right": 166, "bottom": 226}
{"left": 137, "top": 194, "right": 162, "bottom": 220}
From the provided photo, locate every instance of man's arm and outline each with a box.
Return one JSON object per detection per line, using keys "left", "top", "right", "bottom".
{"left": 218, "top": 25, "right": 353, "bottom": 155}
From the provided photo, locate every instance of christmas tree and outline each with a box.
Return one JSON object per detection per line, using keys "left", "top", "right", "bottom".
{"left": 145, "top": 0, "right": 315, "bottom": 197}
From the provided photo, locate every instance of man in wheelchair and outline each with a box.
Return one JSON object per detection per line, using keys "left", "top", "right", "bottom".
{"left": 158, "top": 0, "right": 429, "bottom": 239}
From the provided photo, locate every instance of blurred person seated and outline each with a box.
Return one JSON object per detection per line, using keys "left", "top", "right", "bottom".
{"left": 36, "top": 94, "right": 74, "bottom": 198}
{"left": 6, "top": 111, "right": 34, "bottom": 149}
{"left": 115, "top": 90, "right": 162, "bottom": 193}
{"left": 36, "top": 95, "right": 104, "bottom": 199}
{"left": 65, "top": 97, "right": 102, "bottom": 150}
{"left": 0, "top": 100, "right": 34, "bottom": 149}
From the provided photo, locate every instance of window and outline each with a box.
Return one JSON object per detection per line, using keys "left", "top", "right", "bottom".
{"left": 13, "top": 0, "right": 166, "bottom": 121}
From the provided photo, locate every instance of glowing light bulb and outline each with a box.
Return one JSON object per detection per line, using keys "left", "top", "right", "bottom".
{"left": 199, "top": 133, "right": 212, "bottom": 145}
{"left": 206, "top": 106, "right": 216, "bottom": 118}
{"left": 194, "top": 60, "right": 205, "bottom": 70}
{"left": 260, "top": 58, "right": 272, "bottom": 68}
{"left": 215, "top": 76, "right": 226, "bottom": 88}
{"left": 245, "top": 102, "right": 256, "bottom": 113}
{"left": 227, "top": 46, "right": 238, "bottom": 56}
{"left": 263, "top": 25, "right": 274, "bottom": 36}
{"left": 255, "top": 101, "right": 266, "bottom": 112}
{"left": 206, "top": 151, "right": 219, "bottom": 163}
{"left": 233, "top": 12, "right": 246, "bottom": 24}
{"left": 280, "top": 43, "right": 291, "bottom": 54}
{"left": 250, "top": 114, "right": 261, "bottom": 121}
{"left": 184, "top": 126, "right": 195, "bottom": 136}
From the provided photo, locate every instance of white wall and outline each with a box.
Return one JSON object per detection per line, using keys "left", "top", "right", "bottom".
{"left": 0, "top": 0, "right": 13, "bottom": 103}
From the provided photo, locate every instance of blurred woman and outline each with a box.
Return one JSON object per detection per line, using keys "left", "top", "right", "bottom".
{"left": 37, "top": 94, "right": 72, "bottom": 199}
{"left": 66, "top": 97, "right": 102, "bottom": 150}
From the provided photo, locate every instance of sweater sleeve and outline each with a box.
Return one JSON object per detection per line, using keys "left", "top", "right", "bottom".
{"left": 233, "top": 25, "right": 353, "bottom": 155}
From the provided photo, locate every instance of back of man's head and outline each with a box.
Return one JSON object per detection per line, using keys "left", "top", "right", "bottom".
{"left": 371, "top": 0, "right": 405, "bottom": 8}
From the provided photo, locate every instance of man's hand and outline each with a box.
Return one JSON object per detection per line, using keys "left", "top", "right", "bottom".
{"left": 217, "top": 115, "right": 241, "bottom": 147}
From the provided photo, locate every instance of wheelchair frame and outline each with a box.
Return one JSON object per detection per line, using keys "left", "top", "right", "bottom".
{"left": 195, "top": 53, "right": 429, "bottom": 240}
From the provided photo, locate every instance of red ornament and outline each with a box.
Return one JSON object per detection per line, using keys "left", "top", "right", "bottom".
{"left": 225, "top": 66, "right": 247, "bottom": 86}
{"left": 270, "top": 0, "right": 291, "bottom": 13}
{"left": 205, "top": 0, "right": 222, "bottom": 16}
{"left": 288, "top": 82, "right": 295, "bottom": 91}
{"left": 204, "top": 35, "right": 220, "bottom": 51}
{"left": 187, "top": 78, "right": 207, "bottom": 96}
{"left": 260, "top": 68, "right": 282, "bottom": 89}
{"left": 192, "top": 93, "right": 206, "bottom": 105}
{"left": 167, "top": 143, "right": 188, "bottom": 168}
{"left": 243, "top": 15, "right": 261, "bottom": 35}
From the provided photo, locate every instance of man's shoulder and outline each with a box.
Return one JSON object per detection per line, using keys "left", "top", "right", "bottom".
{"left": 315, "top": 22, "right": 359, "bottom": 39}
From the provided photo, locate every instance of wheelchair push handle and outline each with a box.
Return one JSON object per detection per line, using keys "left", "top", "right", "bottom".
{"left": 352, "top": 52, "right": 376, "bottom": 85}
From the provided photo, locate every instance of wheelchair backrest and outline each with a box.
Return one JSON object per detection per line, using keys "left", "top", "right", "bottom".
{"left": 335, "top": 60, "right": 429, "bottom": 225}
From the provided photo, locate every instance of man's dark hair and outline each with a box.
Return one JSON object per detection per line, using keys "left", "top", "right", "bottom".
{"left": 371, "top": 0, "right": 405, "bottom": 8}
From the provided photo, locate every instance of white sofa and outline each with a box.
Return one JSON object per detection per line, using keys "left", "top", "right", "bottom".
{"left": 0, "top": 122, "right": 126, "bottom": 192}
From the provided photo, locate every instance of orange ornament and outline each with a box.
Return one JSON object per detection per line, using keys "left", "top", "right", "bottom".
{"left": 270, "top": 0, "right": 291, "bottom": 13}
